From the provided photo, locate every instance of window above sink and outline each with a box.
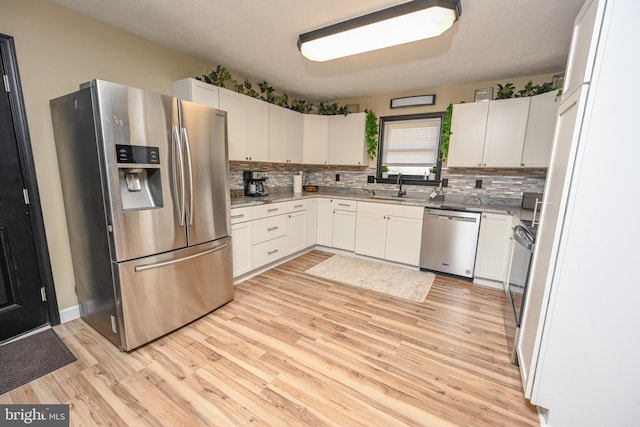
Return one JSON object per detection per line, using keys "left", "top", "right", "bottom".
{"left": 376, "top": 111, "right": 445, "bottom": 186}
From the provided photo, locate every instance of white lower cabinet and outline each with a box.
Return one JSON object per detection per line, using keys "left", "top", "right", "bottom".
{"left": 355, "top": 202, "right": 423, "bottom": 266}
{"left": 473, "top": 212, "right": 513, "bottom": 287}
{"left": 286, "top": 199, "right": 317, "bottom": 254}
{"left": 332, "top": 209, "right": 356, "bottom": 251}
{"left": 316, "top": 198, "right": 357, "bottom": 250}
{"left": 230, "top": 206, "right": 253, "bottom": 277}
{"left": 231, "top": 199, "right": 318, "bottom": 278}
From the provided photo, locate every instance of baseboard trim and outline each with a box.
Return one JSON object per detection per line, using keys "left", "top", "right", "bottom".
{"left": 59, "top": 305, "right": 81, "bottom": 323}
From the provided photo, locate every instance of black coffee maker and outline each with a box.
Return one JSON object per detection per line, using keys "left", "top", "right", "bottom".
{"left": 243, "top": 171, "right": 269, "bottom": 196}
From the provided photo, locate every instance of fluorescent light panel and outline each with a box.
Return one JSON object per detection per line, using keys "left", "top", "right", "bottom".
{"left": 298, "top": 0, "right": 462, "bottom": 62}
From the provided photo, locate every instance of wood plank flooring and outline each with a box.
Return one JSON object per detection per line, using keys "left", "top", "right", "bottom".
{"left": 0, "top": 250, "right": 539, "bottom": 426}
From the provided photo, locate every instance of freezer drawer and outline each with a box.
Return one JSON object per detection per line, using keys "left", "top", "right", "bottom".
{"left": 115, "top": 237, "right": 233, "bottom": 350}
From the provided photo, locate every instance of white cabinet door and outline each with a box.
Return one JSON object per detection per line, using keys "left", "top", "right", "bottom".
{"left": 447, "top": 102, "right": 489, "bottom": 167}
{"left": 562, "top": 0, "right": 606, "bottom": 98}
{"left": 474, "top": 213, "right": 513, "bottom": 284}
{"left": 231, "top": 221, "right": 252, "bottom": 277}
{"left": 522, "top": 91, "right": 559, "bottom": 167}
{"left": 285, "top": 108, "right": 303, "bottom": 163}
{"left": 303, "top": 115, "right": 329, "bottom": 165}
{"left": 219, "top": 88, "right": 268, "bottom": 162}
{"left": 385, "top": 216, "right": 422, "bottom": 266}
{"left": 328, "top": 112, "right": 367, "bottom": 166}
{"left": 268, "top": 104, "right": 287, "bottom": 163}
{"left": 483, "top": 97, "right": 531, "bottom": 167}
{"left": 172, "top": 78, "right": 219, "bottom": 109}
{"left": 286, "top": 210, "right": 306, "bottom": 254}
{"left": 268, "top": 104, "right": 303, "bottom": 164}
{"left": 316, "top": 198, "right": 333, "bottom": 246}
{"left": 244, "top": 96, "right": 269, "bottom": 162}
{"left": 304, "top": 199, "right": 317, "bottom": 247}
{"left": 219, "top": 89, "right": 246, "bottom": 161}
{"left": 355, "top": 211, "right": 387, "bottom": 259}
{"left": 332, "top": 209, "right": 356, "bottom": 251}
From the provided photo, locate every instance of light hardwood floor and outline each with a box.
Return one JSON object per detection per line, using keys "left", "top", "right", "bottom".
{"left": 0, "top": 250, "right": 539, "bottom": 426}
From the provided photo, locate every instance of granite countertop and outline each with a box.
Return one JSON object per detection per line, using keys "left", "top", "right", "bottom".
{"left": 231, "top": 189, "right": 532, "bottom": 219}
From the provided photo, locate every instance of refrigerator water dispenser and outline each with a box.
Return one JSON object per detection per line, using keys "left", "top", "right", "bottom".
{"left": 116, "top": 144, "right": 163, "bottom": 210}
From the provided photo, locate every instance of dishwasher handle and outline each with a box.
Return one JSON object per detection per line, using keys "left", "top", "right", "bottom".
{"left": 426, "top": 212, "right": 478, "bottom": 223}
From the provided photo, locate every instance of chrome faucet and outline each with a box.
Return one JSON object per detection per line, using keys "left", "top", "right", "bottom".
{"left": 397, "top": 173, "right": 406, "bottom": 197}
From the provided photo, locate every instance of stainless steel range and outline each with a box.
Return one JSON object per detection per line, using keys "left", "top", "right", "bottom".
{"left": 506, "top": 221, "right": 536, "bottom": 365}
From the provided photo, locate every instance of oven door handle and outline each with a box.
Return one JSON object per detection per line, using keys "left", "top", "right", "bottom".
{"left": 513, "top": 225, "right": 534, "bottom": 249}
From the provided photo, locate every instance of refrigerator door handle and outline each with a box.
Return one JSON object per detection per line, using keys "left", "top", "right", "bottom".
{"left": 134, "top": 242, "right": 229, "bottom": 272}
{"left": 172, "top": 125, "right": 186, "bottom": 226}
{"left": 181, "top": 126, "right": 194, "bottom": 225}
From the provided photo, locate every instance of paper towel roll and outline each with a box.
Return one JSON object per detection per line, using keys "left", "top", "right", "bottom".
{"left": 293, "top": 175, "right": 302, "bottom": 193}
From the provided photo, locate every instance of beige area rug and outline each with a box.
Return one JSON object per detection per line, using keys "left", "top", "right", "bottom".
{"left": 305, "top": 255, "right": 435, "bottom": 303}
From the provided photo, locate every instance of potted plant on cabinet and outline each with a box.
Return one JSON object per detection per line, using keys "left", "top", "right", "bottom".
{"left": 381, "top": 166, "right": 389, "bottom": 179}
{"left": 429, "top": 167, "right": 437, "bottom": 181}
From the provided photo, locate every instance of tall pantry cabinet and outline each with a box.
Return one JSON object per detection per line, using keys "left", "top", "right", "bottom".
{"left": 517, "top": 1, "right": 640, "bottom": 426}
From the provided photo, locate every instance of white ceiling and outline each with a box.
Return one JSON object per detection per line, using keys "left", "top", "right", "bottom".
{"left": 49, "top": 0, "right": 584, "bottom": 101}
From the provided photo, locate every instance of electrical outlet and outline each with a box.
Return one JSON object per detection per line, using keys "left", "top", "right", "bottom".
{"left": 441, "top": 178, "right": 448, "bottom": 187}
{"left": 367, "top": 175, "right": 375, "bottom": 183}
{"left": 475, "top": 179, "right": 482, "bottom": 188}
{"left": 335, "top": 173, "right": 340, "bottom": 181}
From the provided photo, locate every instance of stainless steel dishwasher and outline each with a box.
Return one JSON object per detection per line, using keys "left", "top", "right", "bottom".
{"left": 419, "top": 208, "right": 481, "bottom": 278}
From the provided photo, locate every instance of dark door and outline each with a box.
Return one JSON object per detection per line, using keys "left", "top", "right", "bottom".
{"left": 0, "top": 42, "right": 48, "bottom": 341}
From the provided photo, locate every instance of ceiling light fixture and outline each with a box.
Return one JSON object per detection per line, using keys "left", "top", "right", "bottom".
{"left": 297, "top": 0, "right": 462, "bottom": 62}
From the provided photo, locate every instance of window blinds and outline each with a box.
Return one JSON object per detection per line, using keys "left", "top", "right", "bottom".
{"left": 381, "top": 117, "right": 441, "bottom": 166}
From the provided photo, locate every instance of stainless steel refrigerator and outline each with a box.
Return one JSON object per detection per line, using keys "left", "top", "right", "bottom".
{"left": 50, "top": 80, "right": 234, "bottom": 351}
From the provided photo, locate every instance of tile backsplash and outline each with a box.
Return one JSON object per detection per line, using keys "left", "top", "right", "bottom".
{"left": 230, "top": 161, "right": 546, "bottom": 200}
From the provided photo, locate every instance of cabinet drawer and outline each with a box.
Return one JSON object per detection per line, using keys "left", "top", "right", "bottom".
{"left": 332, "top": 199, "right": 356, "bottom": 211}
{"left": 287, "top": 199, "right": 312, "bottom": 213}
{"left": 252, "top": 215, "right": 286, "bottom": 244}
{"left": 252, "top": 202, "right": 285, "bottom": 219}
{"left": 230, "top": 206, "right": 252, "bottom": 224}
{"left": 252, "top": 236, "right": 287, "bottom": 268}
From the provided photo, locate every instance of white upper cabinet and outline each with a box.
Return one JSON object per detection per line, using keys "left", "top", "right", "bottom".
{"left": 303, "top": 113, "right": 366, "bottom": 166}
{"left": 521, "top": 91, "right": 559, "bottom": 167}
{"left": 483, "top": 97, "right": 531, "bottom": 167}
{"left": 269, "top": 104, "right": 303, "bottom": 164}
{"left": 219, "top": 87, "right": 269, "bottom": 162}
{"left": 562, "top": 0, "right": 606, "bottom": 98}
{"left": 172, "top": 78, "right": 219, "bottom": 109}
{"left": 328, "top": 112, "right": 367, "bottom": 166}
{"left": 302, "top": 115, "right": 329, "bottom": 165}
{"left": 447, "top": 102, "right": 490, "bottom": 167}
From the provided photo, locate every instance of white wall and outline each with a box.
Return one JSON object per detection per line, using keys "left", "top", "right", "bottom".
{"left": 1, "top": 0, "right": 209, "bottom": 310}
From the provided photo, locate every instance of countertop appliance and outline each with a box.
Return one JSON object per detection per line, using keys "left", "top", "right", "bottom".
{"left": 419, "top": 208, "right": 481, "bottom": 278}
{"left": 243, "top": 170, "right": 269, "bottom": 196}
{"left": 50, "top": 80, "right": 234, "bottom": 351}
{"left": 506, "top": 223, "right": 536, "bottom": 365}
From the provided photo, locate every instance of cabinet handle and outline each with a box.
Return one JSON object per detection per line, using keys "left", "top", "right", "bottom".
{"left": 267, "top": 226, "right": 279, "bottom": 231}
{"left": 231, "top": 214, "right": 245, "bottom": 219}
{"left": 294, "top": 204, "right": 304, "bottom": 208}
{"left": 267, "top": 249, "right": 279, "bottom": 255}
{"left": 267, "top": 208, "right": 279, "bottom": 212}
{"left": 338, "top": 203, "right": 350, "bottom": 207}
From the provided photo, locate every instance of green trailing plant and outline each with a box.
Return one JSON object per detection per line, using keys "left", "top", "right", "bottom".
{"left": 196, "top": 65, "right": 355, "bottom": 115}
{"left": 495, "top": 83, "right": 516, "bottom": 99}
{"left": 242, "top": 79, "right": 260, "bottom": 98}
{"left": 290, "top": 98, "right": 314, "bottom": 113}
{"left": 364, "top": 109, "right": 378, "bottom": 160}
{"left": 440, "top": 103, "right": 453, "bottom": 164}
{"left": 198, "top": 65, "right": 233, "bottom": 87}
{"left": 258, "top": 81, "right": 275, "bottom": 103}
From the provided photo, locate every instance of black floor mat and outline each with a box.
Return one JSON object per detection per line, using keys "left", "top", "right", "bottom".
{"left": 0, "top": 329, "right": 76, "bottom": 395}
